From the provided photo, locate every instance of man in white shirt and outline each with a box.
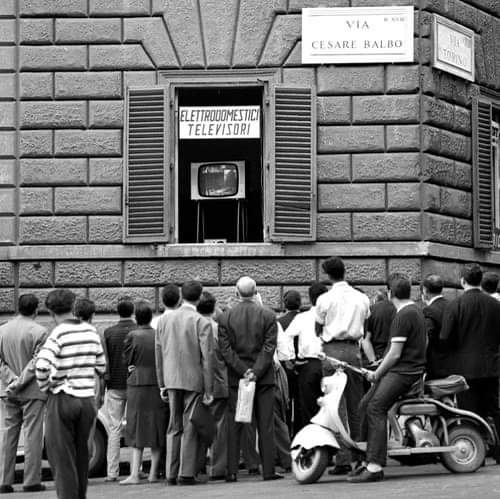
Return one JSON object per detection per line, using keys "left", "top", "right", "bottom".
{"left": 315, "top": 257, "right": 370, "bottom": 475}
{"left": 286, "top": 282, "right": 327, "bottom": 431}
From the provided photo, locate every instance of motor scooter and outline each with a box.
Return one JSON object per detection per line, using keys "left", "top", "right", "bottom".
{"left": 290, "top": 355, "right": 496, "bottom": 484}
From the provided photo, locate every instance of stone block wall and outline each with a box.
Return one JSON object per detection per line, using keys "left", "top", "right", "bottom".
{"left": 0, "top": 1, "right": 499, "bottom": 317}
{"left": 0, "top": 256, "right": 430, "bottom": 314}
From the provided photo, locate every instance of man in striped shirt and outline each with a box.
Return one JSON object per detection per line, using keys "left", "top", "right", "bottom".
{"left": 35, "top": 290, "right": 106, "bottom": 499}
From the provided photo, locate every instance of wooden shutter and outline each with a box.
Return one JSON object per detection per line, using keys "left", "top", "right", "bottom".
{"left": 271, "top": 86, "right": 316, "bottom": 241}
{"left": 472, "top": 97, "right": 493, "bottom": 248}
{"left": 124, "top": 87, "right": 168, "bottom": 242}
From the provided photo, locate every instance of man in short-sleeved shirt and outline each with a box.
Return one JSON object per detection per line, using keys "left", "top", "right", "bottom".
{"left": 350, "top": 274, "right": 426, "bottom": 484}
{"left": 314, "top": 257, "right": 370, "bottom": 475}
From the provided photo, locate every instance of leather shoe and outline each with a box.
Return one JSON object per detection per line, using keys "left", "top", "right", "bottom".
{"left": 23, "top": 484, "right": 45, "bottom": 492}
{"left": 328, "top": 464, "right": 352, "bottom": 475}
{"left": 0, "top": 486, "right": 13, "bottom": 494}
{"left": 348, "top": 463, "right": 365, "bottom": 478}
{"left": 178, "top": 476, "right": 197, "bottom": 485}
{"left": 166, "top": 478, "right": 177, "bottom": 485}
{"left": 225, "top": 474, "right": 237, "bottom": 483}
{"left": 348, "top": 468, "right": 384, "bottom": 483}
{"left": 209, "top": 475, "right": 226, "bottom": 481}
{"left": 263, "top": 473, "right": 284, "bottom": 481}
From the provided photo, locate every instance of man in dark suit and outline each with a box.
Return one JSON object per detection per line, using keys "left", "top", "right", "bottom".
{"left": 218, "top": 276, "right": 282, "bottom": 482}
{"left": 421, "top": 275, "right": 449, "bottom": 379}
{"left": 440, "top": 263, "right": 500, "bottom": 435}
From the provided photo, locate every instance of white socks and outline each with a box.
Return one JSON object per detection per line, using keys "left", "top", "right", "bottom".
{"left": 366, "top": 463, "right": 383, "bottom": 473}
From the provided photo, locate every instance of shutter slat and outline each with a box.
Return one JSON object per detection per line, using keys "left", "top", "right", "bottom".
{"left": 125, "top": 87, "right": 167, "bottom": 240}
{"left": 472, "top": 98, "right": 493, "bottom": 248}
{"left": 271, "top": 86, "right": 316, "bottom": 241}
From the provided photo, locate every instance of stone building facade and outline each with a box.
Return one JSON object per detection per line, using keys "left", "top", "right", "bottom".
{"left": 0, "top": 0, "right": 499, "bottom": 318}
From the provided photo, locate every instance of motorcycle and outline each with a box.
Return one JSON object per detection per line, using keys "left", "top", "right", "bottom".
{"left": 290, "top": 355, "right": 496, "bottom": 484}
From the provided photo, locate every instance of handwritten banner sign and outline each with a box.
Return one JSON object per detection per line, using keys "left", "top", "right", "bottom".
{"left": 302, "top": 6, "right": 414, "bottom": 64}
{"left": 432, "top": 14, "right": 474, "bottom": 82}
{"left": 179, "top": 106, "right": 260, "bottom": 139}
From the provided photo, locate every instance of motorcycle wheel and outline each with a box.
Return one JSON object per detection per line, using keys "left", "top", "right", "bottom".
{"left": 441, "top": 425, "right": 486, "bottom": 473}
{"left": 292, "top": 447, "right": 329, "bottom": 484}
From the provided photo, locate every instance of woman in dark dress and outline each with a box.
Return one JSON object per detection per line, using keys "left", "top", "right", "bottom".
{"left": 120, "top": 301, "right": 168, "bottom": 485}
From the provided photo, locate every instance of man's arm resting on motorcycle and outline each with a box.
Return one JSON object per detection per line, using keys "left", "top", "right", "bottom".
{"left": 367, "top": 341, "right": 404, "bottom": 383}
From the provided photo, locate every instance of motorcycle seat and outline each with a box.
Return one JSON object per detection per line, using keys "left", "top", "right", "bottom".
{"left": 397, "top": 377, "right": 424, "bottom": 400}
{"left": 424, "top": 375, "right": 469, "bottom": 399}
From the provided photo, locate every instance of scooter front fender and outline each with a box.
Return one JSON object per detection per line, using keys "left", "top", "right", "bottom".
{"left": 290, "top": 424, "right": 340, "bottom": 460}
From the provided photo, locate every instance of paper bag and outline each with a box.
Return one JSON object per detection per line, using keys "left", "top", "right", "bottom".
{"left": 235, "top": 378, "right": 256, "bottom": 423}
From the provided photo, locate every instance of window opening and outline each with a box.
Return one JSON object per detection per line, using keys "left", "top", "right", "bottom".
{"left": 177, "top": 87, "right": 264, "bottom": 243}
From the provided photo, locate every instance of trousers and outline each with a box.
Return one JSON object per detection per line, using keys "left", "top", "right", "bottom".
{"left": 359, "top": 371, "right": 420, "bottom": 466}
{"left": 45, "top": 392, "right": 96, "bottom": 499}
{"left": 0, "top": 397, "right": 45, "bottom": 487}
{"left": 295, "top": 359, "right": 323, "bottom": 431}
{"left": 166, "top": 389, "right": 200, "bottom": 479}
{"left": 103, "top": 389, "right": 126, "bottom": 478}
{"left": 322, "top": 341, "right": 363, "bottom": 465}
{"left": 227, "top": 383, "right": 276, "bottom": 478}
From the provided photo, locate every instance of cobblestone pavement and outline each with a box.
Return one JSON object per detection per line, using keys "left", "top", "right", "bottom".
{"left": 9, "top": 460, "right": 500, "bottom": 499}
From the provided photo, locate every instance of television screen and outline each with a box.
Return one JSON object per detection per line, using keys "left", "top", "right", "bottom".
{"left": 198, "top": 163, "right": 239, "bottom": 198}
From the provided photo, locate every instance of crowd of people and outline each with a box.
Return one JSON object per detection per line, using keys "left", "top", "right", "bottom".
{"left": 0, "top": 256, "right": 499, "bottom": 496}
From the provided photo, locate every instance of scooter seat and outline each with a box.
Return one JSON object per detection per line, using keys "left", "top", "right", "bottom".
{"left": 424, "top": 375, "right": 469, "bottom": 399}
{"left": 397, "top": 377, "right": 424, "bottom": 400}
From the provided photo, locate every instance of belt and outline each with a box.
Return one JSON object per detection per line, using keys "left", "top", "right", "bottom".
{"left": 323, "top": 338, "right": 359, "bottom": 345}
{"left": 297, "top": 356, "right": 322, "bottom": 363}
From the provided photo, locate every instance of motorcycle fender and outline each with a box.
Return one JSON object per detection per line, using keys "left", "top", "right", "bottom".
{"left": 290, "top": 424, "right": 340, "bottom": 460}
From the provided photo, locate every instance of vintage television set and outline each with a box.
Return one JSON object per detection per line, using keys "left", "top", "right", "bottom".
{"left": 190, "top": 161, "right": 245, "bottom": 201}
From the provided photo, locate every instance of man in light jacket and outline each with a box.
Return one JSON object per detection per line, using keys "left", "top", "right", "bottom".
{"left": 0, "top": 294, "right": 47, "bottom": 494}
{"left": 155, "top": 280, "right": 214, "bottom": 486}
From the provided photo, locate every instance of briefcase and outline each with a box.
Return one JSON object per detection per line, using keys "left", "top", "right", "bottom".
{"left": 190, "top": 398, "right": 216, "bottom": 445}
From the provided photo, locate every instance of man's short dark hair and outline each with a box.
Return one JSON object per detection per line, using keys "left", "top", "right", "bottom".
{"left": 197, "top": 291, "right": 216, "bottom": 315}
{"left": 135, "top": 300, "right": 152, "bottom": 326}
{"left": 161, "top": 283, "right": 180, "bottom": 308}
{"left": 45, "top": 289, "right": 76, "bottom": 315}
{"left": 387, "top": 272, "right": 409, "bottom": 290}
{"left": 283, "top": 290, "right": 301, "bottom": 311}
{"left": 116, "top": 296, "right": 134, "bottom": 318}
{"left": 74, "top": 298, "right": 96, "bottom": 322}
{"left": 461, "top": 263, "right": 483, "bottom": 287}
{"left": 481, "top": 272, "right": 500, "bottom": 294}
{"left": 181, "top": 280, "right": 203, "bottom": 302}
{"left": 322, "top": 257, "right": 345, "bottom": 281}
{"left": 422, "top": 274, "right": 444, "bottom": 295}
{"left": 18, "top": 294, "right": 39, "bottom": 317}
{"left": 309, "top": 282, "right": 328, "bottom": 306}
{"left": 388, "top": 274, "right": 411, "bottom": 300}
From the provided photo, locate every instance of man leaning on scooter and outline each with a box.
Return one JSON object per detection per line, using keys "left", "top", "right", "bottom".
{"left": 349, "top": 273, "right": 427, "bottom": 483}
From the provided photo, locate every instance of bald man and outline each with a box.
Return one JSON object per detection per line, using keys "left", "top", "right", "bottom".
{"left": 218, "top": 277, "right": 282, "bottom": 482}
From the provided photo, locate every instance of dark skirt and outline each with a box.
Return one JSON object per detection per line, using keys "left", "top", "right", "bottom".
{"left": 125, "top": 385, "right": 168, "bottom": 448}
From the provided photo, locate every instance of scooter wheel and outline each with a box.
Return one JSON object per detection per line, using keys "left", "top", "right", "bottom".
{"left": 292, "top": 447, "right": 329, "bottom": 484}
{"left": 441, "top": 425, "right": 486, "bottom": 473}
